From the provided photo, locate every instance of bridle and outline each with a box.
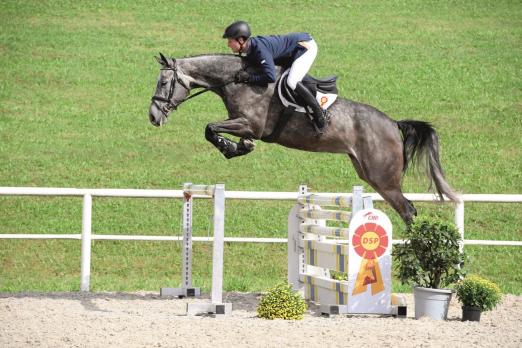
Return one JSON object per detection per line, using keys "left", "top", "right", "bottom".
{"left": 151, "top": 59, "right": 235, "bottom": 117}
{"left": 150, "top": 62, "right": 190, "bottom": 117}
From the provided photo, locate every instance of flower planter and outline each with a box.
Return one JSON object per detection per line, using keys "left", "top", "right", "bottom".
{"left": 462, "top": 306, "right": 482, "bottom": 322}
{"left": 414, "top": 286, "right": 453, "bottom": 320}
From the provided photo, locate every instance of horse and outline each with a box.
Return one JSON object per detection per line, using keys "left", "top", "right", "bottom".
{"left": 149, "top": 53, "right": 459, "bottom": 224}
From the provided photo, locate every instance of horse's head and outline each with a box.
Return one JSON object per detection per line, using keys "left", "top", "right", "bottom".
{"left": 149, "top": 53, "right": 191, "bottom": 127}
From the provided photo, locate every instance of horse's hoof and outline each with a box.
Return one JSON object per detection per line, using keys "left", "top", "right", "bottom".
{"left": 240, "top": 139, "right": 256, "bottom": 150}
{"left": 223, "top": 152, "right": 235, "bottom": 159}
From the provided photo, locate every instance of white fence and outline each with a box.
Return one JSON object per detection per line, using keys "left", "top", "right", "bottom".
{"left": 1, "top": 187, "right": 521, "bottom": 244}
{"left": 1, "top": 187, "right": 521, "bottom": 291}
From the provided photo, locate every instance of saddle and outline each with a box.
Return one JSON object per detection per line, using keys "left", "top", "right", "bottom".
{"left": 262, "top": 70, "right": 339, "bottom": 142}
{"left": 277, "top": 69, "right": 338, "bottom": 113}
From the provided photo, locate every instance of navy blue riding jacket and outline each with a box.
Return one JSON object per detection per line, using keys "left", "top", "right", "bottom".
{"left": 244, "top": 32, "right": 312, "bottom": 85}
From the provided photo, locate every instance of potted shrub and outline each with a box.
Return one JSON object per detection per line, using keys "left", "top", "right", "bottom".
{"left": 455, "top": 275, "right": 503, "bottom": 322}
{"left": 393, "top": 215, "right": 465, "bottom": 320}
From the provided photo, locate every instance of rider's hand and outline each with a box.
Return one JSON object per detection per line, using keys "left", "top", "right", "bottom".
{"left": 234, "top": 70, "right": 250, "bottom": 83}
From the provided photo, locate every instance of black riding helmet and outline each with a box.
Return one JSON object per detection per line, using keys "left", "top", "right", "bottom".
{"left": 223, "top": 21, "right": 251, "bottom": 39}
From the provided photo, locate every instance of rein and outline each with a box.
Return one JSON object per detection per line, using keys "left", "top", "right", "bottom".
{"left": 151, "top": 63, "right": 234, "bottom": 116}
{"left": 181, "top": 80, "right": 233, "bottom": 104}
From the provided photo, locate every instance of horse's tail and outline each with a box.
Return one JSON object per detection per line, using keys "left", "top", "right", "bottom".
{"left": 397, "top": 120, "right": 459, "bottom": 202}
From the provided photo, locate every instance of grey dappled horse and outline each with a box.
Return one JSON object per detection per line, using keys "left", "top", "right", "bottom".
{"left": 149, "top": 53, "right": 458, "bottom": 224}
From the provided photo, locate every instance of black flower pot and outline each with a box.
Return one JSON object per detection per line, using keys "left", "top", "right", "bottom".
{"left": 462, "top": 306, "right": 482, "bottom": 322}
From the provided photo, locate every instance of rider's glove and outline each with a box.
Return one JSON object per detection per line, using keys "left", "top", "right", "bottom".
{"left": 234, "top": 70, "right": 250, "bottom": 83}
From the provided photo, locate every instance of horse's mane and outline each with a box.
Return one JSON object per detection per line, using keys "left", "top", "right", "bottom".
{"left": 175, "top": 54, "right": 247, "bottom": 75}
{"left": 182, "top": 53, "right": 238, "bottom": 58}
{"left": 178, "top": 53, "right": 246, "bottom": 62}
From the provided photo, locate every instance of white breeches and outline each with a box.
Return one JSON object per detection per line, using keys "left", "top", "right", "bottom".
{"left": 286, "top": 39, "right": 318, "bottom": 90}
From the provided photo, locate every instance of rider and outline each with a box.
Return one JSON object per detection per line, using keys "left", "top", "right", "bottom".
{"left": 223, "top": 20, "right": 326, "bottom": 132}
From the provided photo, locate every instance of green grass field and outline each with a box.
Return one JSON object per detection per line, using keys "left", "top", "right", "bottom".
{"left": 1, "top": 1, "right": 521, "bottom": 294}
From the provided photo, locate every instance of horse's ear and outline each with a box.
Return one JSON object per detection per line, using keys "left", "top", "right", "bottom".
{"left": 157, "top": 52, "right": 176, "bottom": 68}
{"left": 156, "top": 52, "right": 169, "bottom": 66}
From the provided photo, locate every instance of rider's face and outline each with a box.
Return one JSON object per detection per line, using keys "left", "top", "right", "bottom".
{"left": 227, "top": 38, "right": 243, "bottom": 53}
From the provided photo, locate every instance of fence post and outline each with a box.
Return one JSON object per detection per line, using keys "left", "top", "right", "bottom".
{"left": 181, "top": 189, "right": 193, "bottom": 290}
{"left": 211, "top": 184, "right": 225, "bottom": 304}
{"left": 80, "top": 194, "right": 92, "bottom": 292}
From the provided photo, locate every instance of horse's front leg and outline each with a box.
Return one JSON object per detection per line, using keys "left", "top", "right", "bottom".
{"left": 205, "top": 118, "right": 257, "bottom": 159}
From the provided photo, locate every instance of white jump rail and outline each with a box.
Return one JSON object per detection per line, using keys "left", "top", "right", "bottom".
{"left": 1, "top": 187, "right": 520, "bottom": 246}
{"left": 1, "top": 187, "right": 521, "bottom": 292}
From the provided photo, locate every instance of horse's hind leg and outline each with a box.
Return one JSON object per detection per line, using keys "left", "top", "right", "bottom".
{"left": 348, "top": 154, "right": 416, "bottom": 224}
{"left": 378, "top": 189, "right": 417, "bottom": 224}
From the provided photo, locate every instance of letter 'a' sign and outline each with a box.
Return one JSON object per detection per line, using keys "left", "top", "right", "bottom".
{"left": 348, "top": 209, "right": 392, "bottom": 314}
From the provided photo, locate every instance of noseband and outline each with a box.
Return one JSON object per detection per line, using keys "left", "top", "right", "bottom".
{"left": 151, "top": 60, "right": 235, "bottom": 117}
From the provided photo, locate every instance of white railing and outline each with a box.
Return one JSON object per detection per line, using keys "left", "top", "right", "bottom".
{"left": 1, "top": 187, "right": 521, "bottom": 291}
{"left": 1, "top": 187, "right": 521, "bottom": 246}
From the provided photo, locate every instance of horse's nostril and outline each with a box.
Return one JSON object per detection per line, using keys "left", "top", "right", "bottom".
{"left": 149, "top": 111, "right": 160, "bottom": 126}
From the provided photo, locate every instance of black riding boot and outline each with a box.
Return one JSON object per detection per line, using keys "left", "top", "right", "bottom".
{"left": 294, "top": 81, "right": 326, "bottom": 131}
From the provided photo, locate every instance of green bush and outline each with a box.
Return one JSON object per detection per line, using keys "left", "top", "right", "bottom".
{"left": 456, "top": 275, "right": 503, "bottom": 311}
{"left": 393, "top": 215, "right": 465, "bottom": 289}
{"left": 257, "top": 283, "right": 307, "bottom": 320}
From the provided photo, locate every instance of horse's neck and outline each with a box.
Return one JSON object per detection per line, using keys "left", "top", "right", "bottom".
{"left": 179, "top": 55, "right": 243, "bottom": 87}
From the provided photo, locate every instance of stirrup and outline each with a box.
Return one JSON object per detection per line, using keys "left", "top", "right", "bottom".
{"left": 314, "top": 109, "right": 332, "bottom": 135}
{"left": 313, "top": 122, "right": 324, "bottom": 135}
{"left": 306, "top": 110, "right": 326, "bottom": 135}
